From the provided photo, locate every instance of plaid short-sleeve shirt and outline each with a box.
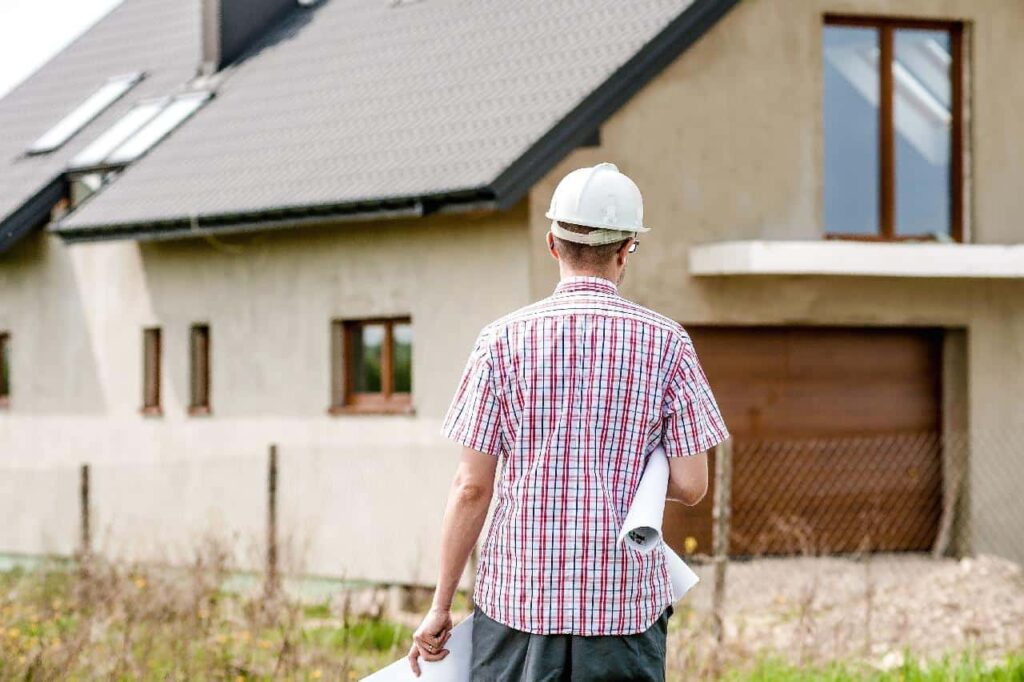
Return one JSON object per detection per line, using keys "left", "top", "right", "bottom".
{"left": 440, "top": 275, "right": 729, "bottom": 636}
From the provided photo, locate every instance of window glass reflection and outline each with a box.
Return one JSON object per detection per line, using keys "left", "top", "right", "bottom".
{"left": 894, "top": 29, "right": 951, "bottom": 237}
{"left": 824, "top": 26, "right": 880, "bottom": 235}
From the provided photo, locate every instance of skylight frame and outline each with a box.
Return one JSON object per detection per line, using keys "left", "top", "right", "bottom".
{"left": 105, "top": 91, "right": 211, "bottom": 166}
{"left": 69, "top": 97, "right": 170, "bottom": 170}
{"left": 27, "top": 72, "right": 144, "bottom": 155}
{"left": 66, "top": 91, "right": 213, "bottom": 172}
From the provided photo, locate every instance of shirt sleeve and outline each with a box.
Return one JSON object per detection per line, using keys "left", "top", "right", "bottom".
{"left": 439, "top": 329, "right": 506, "bottom": 457}
{"left": 660, "top": 336, "right": 730, "bottom": 457}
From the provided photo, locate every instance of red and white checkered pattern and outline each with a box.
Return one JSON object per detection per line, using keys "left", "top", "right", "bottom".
{"left": 440, "top": 275, "right": 729, "bottom": 635}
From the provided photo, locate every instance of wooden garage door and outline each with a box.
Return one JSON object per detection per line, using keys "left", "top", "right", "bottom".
{"left": 663, "top": 327, "right": 943, "bottom": 556}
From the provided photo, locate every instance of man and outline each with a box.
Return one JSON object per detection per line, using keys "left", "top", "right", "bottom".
{"left": 409, "top": 162, "right": 729, "bottom": 681}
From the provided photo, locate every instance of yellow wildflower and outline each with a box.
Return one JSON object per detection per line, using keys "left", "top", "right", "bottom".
{"left": 311, "top": 671, "right": 323, "bottom": 680}
{"left": 134, "top": 577, "right": 147, "bottom": 589}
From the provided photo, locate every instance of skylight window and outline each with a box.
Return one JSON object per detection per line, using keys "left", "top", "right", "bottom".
{"left": 27, "top": 73, "right": 143, "bottom": 154}
{"left": 68, "top": 91, "right": 212, "bottom": 170}
{"left": 70, "top": 98, "right": 168, "bottom": 169}
{"left": 106, "top": 92, "right": 210, "bottom": 165}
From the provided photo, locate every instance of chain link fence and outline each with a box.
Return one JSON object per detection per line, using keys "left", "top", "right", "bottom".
{"left": 661, "top": 430, "right": 1024, "bottom": 677}
{"left": 1, "top": 432, "right": 1022, "bottom": 678}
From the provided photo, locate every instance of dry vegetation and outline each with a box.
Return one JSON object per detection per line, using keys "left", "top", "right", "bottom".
{"left": 0, "top": 539, "right": 409, "bottom": 681}
{"left": 2, "top": 539, "right": 1023, "bottom": 681}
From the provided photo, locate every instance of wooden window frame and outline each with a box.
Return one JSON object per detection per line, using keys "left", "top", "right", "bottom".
{"left": 0, "top": 332, "right": 9, "bottom": 409}
{"left": 189, "top": 323, "right": 211, "bottom": 416}
{"left": 329, "top": 316, "right": 413, "bottom": 415}
{"left": 824, "top": 15, "right": 964, "bottom": 243}
{"left": 141, "top": 327, "right": 162, "bottom": 416}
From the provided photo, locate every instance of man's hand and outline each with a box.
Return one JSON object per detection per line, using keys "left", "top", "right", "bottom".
{"left": 407, "top": 607, "right": 453, "bottom": 676}
{"left": 408, "top": 447, "right": 495, "bottom": 675}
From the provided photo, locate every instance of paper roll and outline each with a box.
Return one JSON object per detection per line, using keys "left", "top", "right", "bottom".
{"left": 664, "top": 544, "right": 700, "bottom": 601}
{"left": 618, "top": 444, "right": 670, "bottom": 553}
{"left": 619, "top": 444, "right": 700, "bottom": 602}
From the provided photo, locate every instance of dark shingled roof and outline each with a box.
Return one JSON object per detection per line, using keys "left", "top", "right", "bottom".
{"left": 4, "top": 0, "right": 738, "bottom": 243}
{"left": 0, "top": 0, "right": 201, "bottom": 252}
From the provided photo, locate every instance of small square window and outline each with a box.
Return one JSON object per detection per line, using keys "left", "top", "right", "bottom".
{"left": 331, "top": 317, "right": 413, "bottom": 414}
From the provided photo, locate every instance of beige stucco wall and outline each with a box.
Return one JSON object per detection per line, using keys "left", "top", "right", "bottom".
{"left": 2, "top": 0, "right": 1022, "bottom": 579}
{"left": 528, "top": 0, "right": 1024, "bottom": 561}
{"left": 0, "top": 203, "right": 530, "bottom": 582}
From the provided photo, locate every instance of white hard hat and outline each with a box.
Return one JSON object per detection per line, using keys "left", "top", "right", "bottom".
{"left": 545, "top": 162, "right": 650, "bottom": 246}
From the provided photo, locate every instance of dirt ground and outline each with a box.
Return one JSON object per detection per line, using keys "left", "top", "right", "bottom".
{"left": 676, "top": 552, "right": 1024, "bottom": 671}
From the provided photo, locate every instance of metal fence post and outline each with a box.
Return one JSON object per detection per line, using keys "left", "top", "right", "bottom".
{"left": 79, "top": 463, "right": 91, "bottom": 557}
{"left": 710, "top": 438, "right": 733, "bottom": 673}
{"left": 266, "top": 444, "right": 279, "bottom": 597}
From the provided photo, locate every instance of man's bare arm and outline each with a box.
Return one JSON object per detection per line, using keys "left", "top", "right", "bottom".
{"left": 666, "top": 450, "right": 709, "bottom": 506}
{"left": 408, "top": 446, "right": 497, "bottom": 676}
{"left": 431, "top": 446, "right": 498, "bottom": 609}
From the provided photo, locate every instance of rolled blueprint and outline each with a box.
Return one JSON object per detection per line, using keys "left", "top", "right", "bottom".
{"left": 663, "top": 544, "right": 700, "bottom": 602}
{"left": 361, "top": 614, "right": 473, "bottom": 682}
{"left": 619, "top": 444, "right": 700, "bottom": 601}
{"left": 618, "top": 444, "right": 670, "bottom": 553}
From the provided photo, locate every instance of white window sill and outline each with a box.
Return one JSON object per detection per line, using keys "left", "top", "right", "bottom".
{"left": 689, "top": 240, "right": 1024, "bottom": 278}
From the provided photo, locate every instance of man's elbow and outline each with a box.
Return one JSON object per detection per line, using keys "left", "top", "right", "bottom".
{"left": 670, "top": 479, "right": 708, "bottom": 506}
{"left": 679, "top": 483, "right": 708, "bottom": 506}
{"left": 453, "top": 480, "right": 492, "bottom": 507}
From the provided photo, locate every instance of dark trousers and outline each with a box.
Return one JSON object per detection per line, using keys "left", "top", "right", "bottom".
{"left": 469, "top": 603, "right": 673, "bottom": 682}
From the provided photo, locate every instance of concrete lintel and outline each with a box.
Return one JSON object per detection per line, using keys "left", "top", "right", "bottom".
{"left": 689, "top": 240, "right": 1024, "bottom": 278}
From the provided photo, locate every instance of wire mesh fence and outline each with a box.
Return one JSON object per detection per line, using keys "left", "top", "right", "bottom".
{"left": 0, "top": 432, "right": 1021, "bottom": 678}
{"left": 664, "top": 430, "right": 1024, "bottom": 677}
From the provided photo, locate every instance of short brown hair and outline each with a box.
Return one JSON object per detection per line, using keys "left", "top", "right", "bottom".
{"left": 552, "top": 221, "right": 630, "bottom": 269}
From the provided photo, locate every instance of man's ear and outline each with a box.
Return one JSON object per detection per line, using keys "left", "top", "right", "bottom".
{"left": 616, "top": 238, "right": 632, "bottom": 266}
{"left": 547, "top": 232, "right": 559, "bottom": 261}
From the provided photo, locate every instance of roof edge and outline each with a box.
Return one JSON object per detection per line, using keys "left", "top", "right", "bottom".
{"left": 487, "top": 0, "right": 740, "bottom": 209}
{"left": 0, "top": 178, "right": 65, "bottom": 255}
{"left": 53, "top": 188, "right": 497, "bottom": 243}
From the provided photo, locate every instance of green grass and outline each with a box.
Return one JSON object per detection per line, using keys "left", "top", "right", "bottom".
{"left": 723, "top": 649, "right": 1024, "bottom": 681}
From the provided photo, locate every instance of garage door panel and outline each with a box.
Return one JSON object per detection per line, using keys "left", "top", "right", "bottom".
{"left": 667, "top": 326, "right": 943, "bottom": 557}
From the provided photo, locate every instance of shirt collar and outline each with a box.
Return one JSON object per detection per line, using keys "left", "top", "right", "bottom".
{"left": 552, "top": 275, "right": 620, "bottom": 297}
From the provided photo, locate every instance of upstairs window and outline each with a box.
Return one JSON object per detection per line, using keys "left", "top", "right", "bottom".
{"left": 0, "top": 333, "right": 9, "bottom": 408}
{"left": 27, "top": 73, "right": 143, "bottom": 154}
{"left": 142, "top": 327, "right": 162, "bottom": 415}
{"left": 823, "top": 17, "right": 963, "bottom": 241}
{"left": 331, "top": 317, "right": 413, "bottom": 414}
{"left": 190, "top": 324, "right": 211, "bottom": 415}
{"left": 69, "top": 91, "right": 211, "bottom": 170}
